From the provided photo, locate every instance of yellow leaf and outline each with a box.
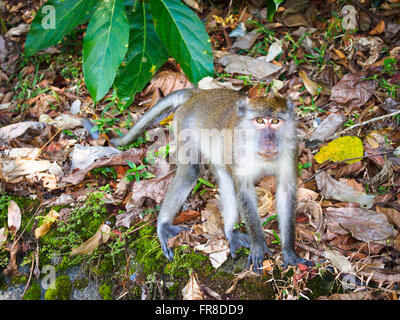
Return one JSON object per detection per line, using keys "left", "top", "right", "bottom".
{"left": 314, "top": 136, "right": 363, "bottom": 164}
{"left": 34, "top": 208, "right": 60, "bottom": 238}
{"left": 70, "top": 224, "right": 110, "bottom": 256}
{"left": 159, "top": 113, "right": 174, "bottom": 125}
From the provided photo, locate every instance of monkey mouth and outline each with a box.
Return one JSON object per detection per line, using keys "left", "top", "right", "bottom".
{"left": 258, "top": 152, "right": 278, "bottom": 160}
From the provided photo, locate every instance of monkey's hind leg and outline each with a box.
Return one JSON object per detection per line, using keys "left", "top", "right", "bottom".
{"left": 157, "top": 164, "right": 200, "bottom": 261}
{"left": 214, "top": 167, "right": 251, "bottom": 258}
{"left": 237, "top": 183, "right": 271, "bottom": 273}
{"left": 276, "top": 170, "right": 313, "bottom": 269}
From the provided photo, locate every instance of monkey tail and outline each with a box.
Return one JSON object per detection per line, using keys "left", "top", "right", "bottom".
{"left": 108, "top": 88, "right": 198, "bottom": 146}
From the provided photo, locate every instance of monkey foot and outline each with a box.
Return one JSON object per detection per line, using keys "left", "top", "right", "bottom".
{"left": 247, "top": 243, "right": 271, "bottom": 274}
{"left": 229, "top": 231, "right": 251, "bottom": 258}
{"left": 158, "top": 224, "right": 186, "bottom": 262}
{"left": 283, "top": 250, "right": 314, "bottom": 270}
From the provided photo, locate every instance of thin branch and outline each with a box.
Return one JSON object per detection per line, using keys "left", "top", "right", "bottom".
{"left": 327, "top": 108, "right": 400, "bottom": 141}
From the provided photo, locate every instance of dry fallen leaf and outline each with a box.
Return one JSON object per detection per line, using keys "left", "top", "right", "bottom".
{"left": 325, "top": 207, "right": 394, "bottom": 242}
{"left": 201, "top": 199, "right": 225, "bottom": 237}
{"left": 217, "top": 54, "right": 282, "bottom": 79}
{"left": 315, "top": 171, "right": 375, "bottom": 209}
{"left": 0, "top": 227, "right": 7, "bottom": 245}
{"left": 318, "top": 292, "right": 371, "bottom": 300}
{"left": 8, "top": 200, "right": 21, "bottom": 234}
{"left": 330, "top": 71, "right": 376, "bottom": 107}
{"left": 299, "top": 70, "right": 331, "bottom": 96}
{"left": 70, "top": 224, "right": 111, "bottom": 256}
{"left": 195, "top": 237, "right": 230, "bottom": 269}
{"left": 34, "top": 208, "right": 60, "bottom": 238}
{"left": 324, "top": 249, "right": 353, "bottom": 274}
{"left": 369, "top": 20, "right": 385, "bottom": 35}
{"left": 314, "top": 136, "right": 364, "bottom": 164}
{"left": 173, "top": 210, "right": 201, "bottom": 224}
{"left": 182, "top": 272, "right": 204, "bottom": 300}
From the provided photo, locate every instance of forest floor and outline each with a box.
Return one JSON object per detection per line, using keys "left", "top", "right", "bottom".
{"left": 0, "top": 0, "right": 399, "bottom": 300}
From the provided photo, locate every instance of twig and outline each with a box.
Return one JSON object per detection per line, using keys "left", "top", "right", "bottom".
{"left": 21, "top": 251, "right": 35, "bottom": 300}
{"left": 328, "top": 109, "right": 400, "bottom": 141}
{"left": 39, "top": 128, "right": 62, "bottom": 154}
{"left": 126, "top": 217, "right": 157, "bottom": 235}
{"left": 295, "top": 242, "right": 325, "bottom": 258}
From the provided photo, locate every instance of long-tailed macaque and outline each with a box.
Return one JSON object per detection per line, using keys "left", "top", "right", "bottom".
{"left": 111, "top": 88, "right": 312, "bottom": 271}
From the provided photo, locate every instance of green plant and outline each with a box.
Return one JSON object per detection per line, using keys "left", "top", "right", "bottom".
{"left": 262, "top": 214, "right": 277, "bottom": 226}
{"left": 91, "top": 166, "right": 117, "bottom": 179}
{"left": 192, "top": 178, "right": 216, "bottom": 196}
{"left": 271, "top": 229, "right": 281, "bottom": 245}
{"left": 25, "top": 0, "right": 214, "bottom": 104}
{"left": 266, "top": 0, "right": 284, "bottom": 22}
{"left": 125, "top": 160, "right": 155, "bottom": 182}
{"left": 297, "top": 162, "right": 312, "bottom": 175}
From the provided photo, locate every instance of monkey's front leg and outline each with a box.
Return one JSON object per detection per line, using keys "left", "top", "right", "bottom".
{"left": 157, "top": 164, "right": 199, "bottom": 261}
{"left": 276, "top": 168, "right": 313, "bottom": 269}
{"left": 237, "top": 185, "right": 271, "bottom": 272}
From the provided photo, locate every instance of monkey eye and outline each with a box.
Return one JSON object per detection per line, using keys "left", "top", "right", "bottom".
{"left": 270, "top": 118, "right": 280, "bottom": 125}
{"left": 255, "top": 118, "right": 265, "bottom": 124}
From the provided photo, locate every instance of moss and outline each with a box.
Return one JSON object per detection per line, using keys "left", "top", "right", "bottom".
{"left": 99, "top": 283, "right": 113, "bottom": 300}
{"left": 92, "top": 257, "right": 114, "bottom": 276}
{"left": 38, "top": 191, "right": 110, "bottom": 270}
{"left": 165, "top": 247, "right": 213, "bottom": 279}
{"left": 0, "top": 275, "right": 8, "bottom": 291}
{"left": 44, "top": 275, "right": 72, "bottom": 300}
{"left": 73, "top": 278, "right": 89, "bottom": 290}
{"left": 131, "top": 225, "right": 165, "bottom": 275}
{"left": 302, "top": 269, "right": 339, "bottom": 300}
{"left": 23, "top": 281, "right": 41, "bottom": 300}
{"left": 10, "top": 275, "right": 28, "bottom": 285}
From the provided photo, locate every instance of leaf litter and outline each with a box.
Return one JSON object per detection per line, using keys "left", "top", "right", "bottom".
{"left": 1, "top": 0, "right": 400, "bottom": 300}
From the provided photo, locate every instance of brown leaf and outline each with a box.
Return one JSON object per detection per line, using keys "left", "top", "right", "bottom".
{"left": 34, "top": 208, "right": 60, "bottom": 238}
{"left": 142, "top": 71, "right": 192, "bottom": 97}
{"left": 376, "top": 207, "right": 400, "bottom": 229}
{"left": 173, "top": 210, "right": 201, "bottom": 224}
{"left": 70, "top": 224, "right": 111, "bottom": 256}
{"left": 299, "top": 70, "right": 331, "bottom": 95}
{"left": 63, "top": 148, "right": 146, "bottom": 185}
{"left": 325, "top": 207, "right": 394, "bottom": 242}
{"left": 330, "top": 71, "right": 376, "bottom": 107}
{"left": 315, "top": 171, "right": 375, "bottom": 209}
{"left": 359, "top": 269, "right": 400, "bottom": 283}
{"left": 318, "top": 292, "right": 372, "bottom": 300}
{"left": 201, "top": 199, "right": 224, "bottom": 237}
{"left": 182, "top": 273, "right": 204, "bottom": 300}
{"left": 129, "top": 171, "right": 174, "bottom": 206}
{"left": 8, "top": 200, "right": 21, "bottom": 234}
{"left": 369, "top": 20, "right": 385, "bottom": 35}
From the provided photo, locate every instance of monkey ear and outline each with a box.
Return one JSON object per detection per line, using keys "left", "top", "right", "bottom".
{"left": 286, "top": 98, "right": 295, "bottom": 113}
{"left": 237, "top": 98, "right": 249, "bottom": 118}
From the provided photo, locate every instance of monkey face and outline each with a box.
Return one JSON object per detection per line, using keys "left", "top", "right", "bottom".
{"left": 251, "top": 117, "right": 285, "bottom": 159}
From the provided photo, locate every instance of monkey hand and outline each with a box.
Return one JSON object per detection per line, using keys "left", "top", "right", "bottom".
{"left": 228, "top": 231, "right": 251, "bottom": 258}
{"left": 282, "top": 249, "right": 314, "bottom": 270}
{"left": 247, "top": 242, "right": 271, "bottom": 273}
{"left": 157, "top": 223, "right": 186, "bottom": 262}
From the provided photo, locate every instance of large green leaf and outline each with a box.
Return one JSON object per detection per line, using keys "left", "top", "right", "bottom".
{"left": 150, "top": 0, "right": 214, "bottom": 83}
{"left": 115, "top": 1, "right": 169, "bottom": 105}
{"left": 83, "top": 0, "right": 129, "bottom": 102}
{"left": 25, "top": 0, "right": 96, "bottom": 57}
